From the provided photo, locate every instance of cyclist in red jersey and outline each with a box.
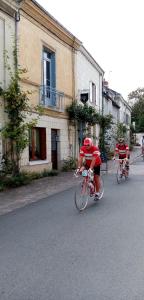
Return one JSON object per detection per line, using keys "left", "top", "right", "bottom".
{"left": 113, "top": 137, "right": 129, "bottom": 175}
{"left": 77, "top": 137, "right": 102, "bottom": 199}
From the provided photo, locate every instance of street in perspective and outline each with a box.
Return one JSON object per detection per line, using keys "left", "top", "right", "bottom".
{"left": 1, "top": 0, "right": 144, "bottom": 299}
{"left": 0, "top": 147, "right": 144, "bottom": 300}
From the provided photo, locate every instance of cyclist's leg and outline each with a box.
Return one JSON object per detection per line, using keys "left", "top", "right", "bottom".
{"left": 93, "top": 166, "right": 100, "bottom": 193}
{"left": 93, "top": 166, "right": 104, "bottom": 200}
{"left": 125, "top": 160, "right": 129, "bottom": 176}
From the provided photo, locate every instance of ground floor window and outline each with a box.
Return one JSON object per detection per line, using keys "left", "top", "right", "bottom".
{"left": 29, "top": 127, "right": 46, "bottom": 161}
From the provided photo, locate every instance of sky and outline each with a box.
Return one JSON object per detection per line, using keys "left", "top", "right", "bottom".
{"left": 36, "top": 0, "right": 144, "bottom": 100}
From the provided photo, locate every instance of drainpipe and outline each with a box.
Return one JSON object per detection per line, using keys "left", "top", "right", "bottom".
{"left": 72, "top": 38, "right": 76, "bottom": 102}
{"left": 101, "top": 74, "right": 104, "bottom": 116}
{"left": 72, "top": 38, "right": 76, "bottom": 158}
{"left": 15, "top": 8, "right": 20, "bottom": 71}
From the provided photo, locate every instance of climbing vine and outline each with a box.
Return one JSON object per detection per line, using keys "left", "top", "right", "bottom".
{"left": 0, "top": 49, "right": 42, "bottom": 175}
{"left": 66, "top": 101, "right": 113, "bottom": 149}
{"left": 66, "top": 101, "right": 100, "bottom": 125}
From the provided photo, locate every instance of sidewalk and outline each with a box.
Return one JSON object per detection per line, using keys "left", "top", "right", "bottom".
{"left": 0, "top": 171, "right": 81, "bottom": 216}
{"left": 0, "top": 146, "right": 141, "bottom": 216}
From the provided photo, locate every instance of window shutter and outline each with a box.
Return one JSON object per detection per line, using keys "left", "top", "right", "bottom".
{"left": 89, "top": 81, "right": 92, "bottom": 102}
{"left": 51, "top": 53, "right": 56, "bottom": 89}
{"left": 51, "top": 53, "right": 56, "bottom": 106}
{"left": 40, "top": 128, "right": 46, "bottom": 160}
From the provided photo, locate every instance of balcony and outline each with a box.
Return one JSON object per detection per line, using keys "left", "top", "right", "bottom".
{"left": 40, "top": 86, "right": 64, "bottom": 112}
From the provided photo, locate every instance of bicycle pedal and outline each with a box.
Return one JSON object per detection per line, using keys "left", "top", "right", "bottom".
{"left": 94, "top": 195, "right": 100, "bottom": 201}
{"left": 90, "top": 193, "right": 95, "bottom": 197}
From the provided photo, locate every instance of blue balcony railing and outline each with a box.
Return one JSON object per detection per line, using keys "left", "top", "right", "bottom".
{"left": 40, "top": 85, "right": 64, "bottom": 112}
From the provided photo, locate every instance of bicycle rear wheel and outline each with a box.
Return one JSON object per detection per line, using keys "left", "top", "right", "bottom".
{"left": 74, "top": 182, "right": 89, "bottom": 211}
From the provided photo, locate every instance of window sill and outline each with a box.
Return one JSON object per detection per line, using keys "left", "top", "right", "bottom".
{"left": 29, "top": 160, "right": 49, "bottom": 166}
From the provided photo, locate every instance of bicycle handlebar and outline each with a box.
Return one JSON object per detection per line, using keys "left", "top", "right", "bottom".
{"left": 113, "top": 158, "right": 128, "bottom": 161}
{"left": 74, "top": 169, "right": 93, "bottom": 180}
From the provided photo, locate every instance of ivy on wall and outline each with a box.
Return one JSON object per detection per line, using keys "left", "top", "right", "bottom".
{"left": 0, "top": 49, "right": 42, "bottom": 175}
{"left": 66, "top": 101, "right": 113, "bottom": 150}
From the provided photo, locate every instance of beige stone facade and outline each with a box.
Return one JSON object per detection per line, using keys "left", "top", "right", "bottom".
{"left": 18, "top": 1, "right": 80, "bottom": 171}
{"left": 1, "top": 0, "right": 81, "bottom": 172}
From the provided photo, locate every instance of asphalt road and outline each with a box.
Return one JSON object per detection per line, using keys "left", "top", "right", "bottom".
{"left": 0, "top": 157, "right": 144, "bottom": 300}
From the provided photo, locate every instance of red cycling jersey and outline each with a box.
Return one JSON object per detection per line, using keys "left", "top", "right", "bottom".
{"left": 80, "top": 145, "right": 101, "bottom": 167}
{"left": 115, "top": 143, "right": 129, "bottom": 159}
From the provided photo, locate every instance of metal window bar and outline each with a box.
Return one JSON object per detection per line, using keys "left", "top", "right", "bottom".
{"left": 40, "top": 85, "right": 64, "bottom": 112}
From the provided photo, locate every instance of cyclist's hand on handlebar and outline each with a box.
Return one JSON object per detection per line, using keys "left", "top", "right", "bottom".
{"left": 75, "top": 168, "right": 80, "bottom": 174}
{"left": 88, "top": 168, "right": 93, "bottom": 176}
{"left": 112, "top": 156, "right": 116, "bottom": 160}
{"left": 74, "top": 168, "right": 80, "bottom": 177}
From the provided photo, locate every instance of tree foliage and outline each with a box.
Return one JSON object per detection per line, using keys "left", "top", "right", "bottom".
{"left": 67, "top": 101, "right": 113, "bottom": 150}
{"left": 128, "top": 88, "right": 144, "bottom": 132}
{"left": 66, "top": 101, "right": 100, "bottom": 125}
{"left": 116, "top": 122, "right": 127, "bottom": 139}
{"left": 98, "top": 114, "right": 113, "bottom": 151}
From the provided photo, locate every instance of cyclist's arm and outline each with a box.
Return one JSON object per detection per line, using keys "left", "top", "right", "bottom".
{"left": 77, "top": 156, "right": 83, "bottom": 169}
{"left": 90, "top": 156, "right": 97, "bottom": 170}
{"left": 114, "top": 144, "right": 119, "bottom": 158}
{"left": 125, "top": 145, "right": 129, "bottom": 159}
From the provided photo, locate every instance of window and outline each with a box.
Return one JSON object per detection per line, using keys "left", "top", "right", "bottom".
{"left": 89, "top": 81, "right": 96, "bottom": 104}
{"left": 29, "top": 127, "right": 46, "bottom": 161}
{"left": 126, "top": 114, "right": 129, "bottom": 125}
{"left": 43, "top": 48, "right": 56, "bottom": 106}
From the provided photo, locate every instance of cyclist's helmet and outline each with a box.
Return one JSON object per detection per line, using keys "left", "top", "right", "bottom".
{"left": 83, "top": 137, "right": 93, "bottom": 146}
{"left": 118, "top": 137, "right": 124, "bottom": 143}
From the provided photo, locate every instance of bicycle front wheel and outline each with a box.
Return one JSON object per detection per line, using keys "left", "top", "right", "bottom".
{"left": 99, "top": 176, "right": 104, "bottom": 199}
{"left": 116, "top": 165, "right": 123, "bottom": 184}
{"left": 74, "top": 182, "right": 89, "bottom": 211}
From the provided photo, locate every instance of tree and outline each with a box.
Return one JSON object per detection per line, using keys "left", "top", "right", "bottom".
{"left": 116, "top": 122, "right": 127, "bottom": 139}
{"left": 98, "top": 114, "right": 113, "bottom": 151}
{"left": 128, "top": 88, "right": 144, "bottom": 132}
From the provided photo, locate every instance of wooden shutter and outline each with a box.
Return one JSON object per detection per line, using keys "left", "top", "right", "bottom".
{"left": 40, "top": 128, "right": 46, "bottom": 160}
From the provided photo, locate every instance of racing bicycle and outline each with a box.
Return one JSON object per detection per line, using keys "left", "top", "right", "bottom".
{"left": 74, "top": 169, "right": 104, "bottom": 212}
{"left": 115, "top": 158, "right": 129, "bottom": 184}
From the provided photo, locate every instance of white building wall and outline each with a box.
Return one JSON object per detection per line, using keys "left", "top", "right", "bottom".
{"left": 76, "top": 50, "right": 103, "bottom": 112}
{"left": 75, "top": 47, "right": 104, "bottom": 148}
{"left": 103, "top": 98, "right": 113, "bottom": 116}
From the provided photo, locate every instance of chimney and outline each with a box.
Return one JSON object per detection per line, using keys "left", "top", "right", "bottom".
{"left": 103, "top": 79, "right": 109, "bottom": 87}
